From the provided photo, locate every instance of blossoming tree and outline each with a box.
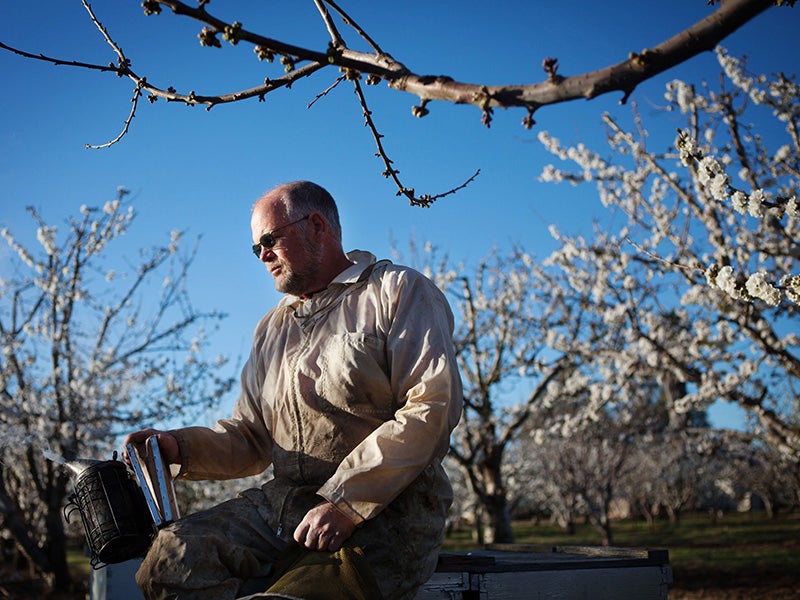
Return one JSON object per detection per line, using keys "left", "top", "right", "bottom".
{"left": 0, "top": 192, "right": 234, "bottom": 592}
{"left": 413, "top": 245, "right": 579, "bottom": 544}
{"left": 537, "top": 47, "right": 799, "bottom": 459}
{"left": 422, "top": 47, "right": 797, "bottom": 544}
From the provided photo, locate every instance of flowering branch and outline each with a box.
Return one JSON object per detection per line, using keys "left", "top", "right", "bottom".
{"left": 675, "top": 130, "right": 800, "bottom": 306}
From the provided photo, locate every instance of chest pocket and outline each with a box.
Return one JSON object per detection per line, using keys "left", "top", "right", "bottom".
{"left": 318, "top": 332, "right": 394, "bottom": 421}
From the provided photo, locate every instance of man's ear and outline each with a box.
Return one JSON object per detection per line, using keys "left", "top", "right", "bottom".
{"left": 307, "top": 211, "right": 327, "bottom": 238}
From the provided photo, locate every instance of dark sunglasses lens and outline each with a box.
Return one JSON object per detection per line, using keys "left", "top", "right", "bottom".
{"left": 252, "top": 233, "right": 277, "bottom": 257}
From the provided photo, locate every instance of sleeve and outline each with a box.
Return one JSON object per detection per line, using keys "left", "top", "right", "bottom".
{"left": 171, "top": 318, "right": 275, "bottom": 481}
{"left": 317, "top": 268, "right": 463, "bottom": 523}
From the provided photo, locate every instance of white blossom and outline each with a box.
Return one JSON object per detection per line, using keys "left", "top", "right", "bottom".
{"left": 774, "top": 144, "right": 792, "bottom": 163}
{"left": 748, "top": 189, "right": 765, "bottom": 218}
{"left": 709, "top": 173, "right": 730, "bottom": 201}
{"left": 781, "top": 274, "right": 800, "bottom": 305}
{"left": 786, "top": 196, "right": 798, "bottom": 219}
{"left": 169, "top": 230, "right": 181, "bottom": 254}
{"left": 665, "top": 80, "right": 701, "bottom": 113}
{"left": 707, "top": 265, "right": 741, "bottom": 300}
{"left": 734, "top": 362, "right": 751, "bottom": 379}
{"left": 745, "top": 271, "right": 781, "bottom": 306}
{"left": 697, "top": 156, "right": 723, "bottom": 188}
{"left": 738, "top": 167, "right": 751, "bottom": 183}
{"left": 675, "top": 130, "right": 699, "bottom": 166}
{"left": 731, "top": 191, "right": 748, "bottom": 215}
{"left": 36, "top": 226, "right": 58, "bottom": 255}
{"left": 2, "top": 227, "right": 35, "bottom": 267}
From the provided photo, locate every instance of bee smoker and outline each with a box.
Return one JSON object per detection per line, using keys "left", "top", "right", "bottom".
{"left": 64, "top": 453, "right": 155, "bottom": 568}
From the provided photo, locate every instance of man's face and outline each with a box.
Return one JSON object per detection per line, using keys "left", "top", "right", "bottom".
{"left": 251, "top": 195, "right": 322, "bottom": 296}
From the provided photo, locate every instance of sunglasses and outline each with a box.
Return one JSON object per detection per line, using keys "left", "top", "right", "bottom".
{"left": 251, "top": 215, "right": 310, "bottom": 257}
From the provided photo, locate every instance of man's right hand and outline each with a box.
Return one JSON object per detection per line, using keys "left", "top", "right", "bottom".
{"left": 122, "top": 428, "right": 181, "bottom": 466}
{"left": 294, "top": 501, "right": 357, "bottom": 552}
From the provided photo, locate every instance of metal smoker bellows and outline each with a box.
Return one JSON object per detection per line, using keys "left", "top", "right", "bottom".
{"left": 64, "top": 453, "right": 155, "bottom": 568}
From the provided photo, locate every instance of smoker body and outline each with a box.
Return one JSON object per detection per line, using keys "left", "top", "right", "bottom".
{"left": 65, "top": 459, "right": 154, "bottom": 567}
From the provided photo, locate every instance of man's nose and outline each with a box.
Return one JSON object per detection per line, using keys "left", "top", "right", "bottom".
{"left": 258, "top": 246, "right": 276, "bottom": 262}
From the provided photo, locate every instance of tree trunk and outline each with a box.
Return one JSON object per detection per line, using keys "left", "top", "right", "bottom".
{"left": 762, "top": 495, "right": 775, "bottom": 519}
{"left": 472, "top": 509, "right": 485, "bottom": 545}
{"left": 466, "top": 453, "right": 515, "bottom": 544}
{"left": 666, "top": 505, "right": 680, "bottom": 525}
{"left": 589, "top": 514, "right": 613, "bottom": 547}
{"left": 639, "top": 500, "right": 655, "bottom": 533}
{"left": 45, "top": 503, "right": 72, "bottom": 592}
{"left": 482, "top": 493, "right": 514, "bottom": 544}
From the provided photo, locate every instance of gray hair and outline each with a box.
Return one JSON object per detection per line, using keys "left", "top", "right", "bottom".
{"left": 273, "top": 181, "right": 342, "bottom": 241}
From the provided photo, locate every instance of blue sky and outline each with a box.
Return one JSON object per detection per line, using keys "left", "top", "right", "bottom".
{"left": 1, "top": 1, "right": 798, "bottom": 430}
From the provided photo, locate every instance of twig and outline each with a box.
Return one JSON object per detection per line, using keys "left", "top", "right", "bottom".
{"left": 82, "top": 0, "right": 128, "bottom": 66}
{"left": 321, "top": 0, "right": 385, "bottom": 55}
{"left": 308, "top": 75, "right": 346, "bottom": 108}
{"left": 313, "top": 0, "right": 345, "bottom": 49}
{"left": 624, "top": 237, "right": 697, "bottom": 273}
{"left": 85, "top": 84, "right": 142, "bottom": 149}
{"left": 0, "top": 41, "right": 119, "bottom": 74}
{"left": 353, "top": 78, "right": 479, "bottom": 207}
{"left": 426, "top": 169, "right": 481, "bottom": 202}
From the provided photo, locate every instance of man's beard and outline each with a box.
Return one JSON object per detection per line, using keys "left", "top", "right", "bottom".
{"left": 274, "top": 242, "right": 323, "bottom": 296}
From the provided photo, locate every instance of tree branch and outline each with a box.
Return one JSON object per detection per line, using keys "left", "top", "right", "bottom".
{"left": 391, "top": 0, "right": 775, "bottom": 114}
{"left": 0, "top": 0, "right": 781, "bottom": 205}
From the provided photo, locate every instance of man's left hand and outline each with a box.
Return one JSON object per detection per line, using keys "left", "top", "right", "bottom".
{"left": 293, "top": 501, "right": 356, "bottom": 552}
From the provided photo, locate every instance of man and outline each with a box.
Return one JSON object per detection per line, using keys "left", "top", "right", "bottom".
{"left": 123, "top": 181, "right": 463, "bottom": 599}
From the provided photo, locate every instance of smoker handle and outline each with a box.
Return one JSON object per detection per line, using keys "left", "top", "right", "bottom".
{"left": 126, "top": 442, "right": 165, "bottom": 527}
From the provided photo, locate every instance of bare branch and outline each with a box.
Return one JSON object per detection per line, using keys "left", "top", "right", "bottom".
{"left": 0, "top": 0, "right": 781, "bottom": 204}
{"left": 320, "top": 0, "right": 385, "bottom": 55}
{"left": 307, "top": 74, "right": 346, "bottom": 109}
{"left": 353, "top": 77, "right": 480, "bottom": 206}
{"left": 0, "top": 40, "right": 120, "bottom": 74}
{"left": 391, "top": 0, "right": 775, "bottom": 112}
{"left": 85, "top": 84, "right": 142, "bottom": 149}
{"left": 81, "top": 0, "right": 128, "bottom": 66}
{"left": 313, "top": 0, "right": 346, "bottom": 49}
{"left": 1, "top": 0, "right": 780, "bottom": 116}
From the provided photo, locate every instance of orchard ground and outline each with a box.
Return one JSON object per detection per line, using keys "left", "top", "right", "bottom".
{"left": 0, "top": 510, "right": 797, "bottom": 599}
